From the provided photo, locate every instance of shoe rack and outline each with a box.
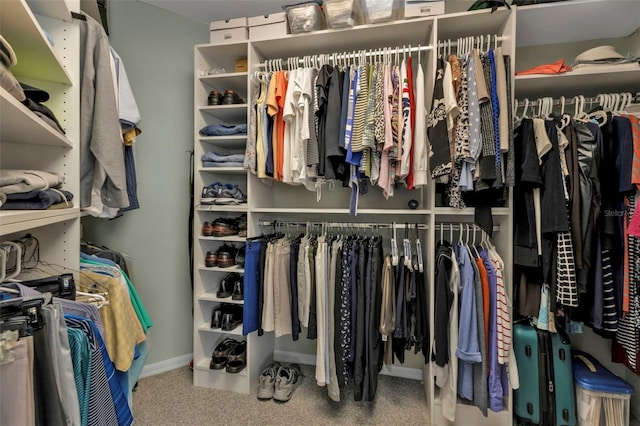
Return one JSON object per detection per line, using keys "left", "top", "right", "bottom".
{"left": 193, "top": 41, "right": 273, "bottom": 394}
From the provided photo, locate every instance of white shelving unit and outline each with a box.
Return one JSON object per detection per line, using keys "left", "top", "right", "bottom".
{"left": 0, "top": 0, "right": 80, "bottom": 268}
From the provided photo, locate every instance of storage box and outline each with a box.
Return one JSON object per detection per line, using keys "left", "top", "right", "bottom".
{"left": 361, "top": 0, "right": 404, "bottom": 23}
{"left": 210, "top": 27, "right": 248, "bottom": 44}
{"left": 209, "top": 17, "right": 248, "bottom": 30}
{"left": 324, "top": 0, "right": 363, "bottom": 28}
{"left": 572, "top": 352, "right": 635, "bottom": 426}
{"left": 404, "top": 0, "right": 444, "bottom": 18}
{"left": 235, "top": 59, "right": 248, "bottom": 72}
{"left": 248, "top": 13, "right": 288, "bottom": 41}
{"left": 285, "top": 2, "right": 326, "bottom": 34}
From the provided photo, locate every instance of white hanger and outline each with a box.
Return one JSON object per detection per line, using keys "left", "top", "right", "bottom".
{"left": 391, "top": 222, "right": 399, "bottom": 266}
{"left": 415, "top": 226, "right": 424, "bottom": 273}
{"left": 1, "top": 242, "right": 22, "bottom": 282}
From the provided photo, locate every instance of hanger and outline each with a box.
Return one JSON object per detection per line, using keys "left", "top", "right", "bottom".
{"left": 415, "top": 223, "right": 424, "bottom": 273}
{"left": 391, "top": 222, "right": 399, "bottom": 266}
{"left": 0, "top": 242, "right": 22, "bottom": 282}
{"left": 403, "top": 223, "right": 413, "bottom": 270}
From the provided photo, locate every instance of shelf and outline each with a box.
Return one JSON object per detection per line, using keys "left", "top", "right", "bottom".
{"left": 436, "top": 8, "right": 511, "bottom": 40}
{"left": 0, "top": 208, "right": 79, "bottom": 236}
{"left": 199, "top": 105, "right": 247, "bottom": 123}
{"left": 251, "top": 208, "right": 431, "bottom": 215}
{"left": 198, "top": 265, "right": 245, "bottom": 273}
{"left": 434, "top": 207, "right": 510, "bottom": 217}
{"left": 515, "top": 0, "right": 640, "bottom": 47}
{"left": 199, "top": 136, "right": 247, "bottom": 149}
{"left": 197, "top": 205, "right": 248, "bottom": 213}
{"left": 194, "top": 358, "right": 248, "bottom": 377}
{"left": 251, "top": 17, "right": 434, "bottom": 59}
{"left": 198, "top": 72, "right": 247, "bottom": 95}
{"left": 1, "top": 0, "right": 73, "bottom": 84}
{"left": 196, "top": 41, "right": 248, "bottom": 59}
{"left": 198, "top": 167, "right": 246, "bottom": 174}
{"left": 198, "top": 292, "right": 244, "bottom": 305}
{"left": 25, "top": 0, "right": 72, "bottom": 21}
{"left": 514, "top": 68, "right": 640, "bottom": 98}
{"left": 199, "top": 236, "right": 246, "bottom": 242}
{"left": 0, "top": 87, "right": 72, "bottom": 147}
{"left": 198, "top": 322, "right": 243, "bottom": 336}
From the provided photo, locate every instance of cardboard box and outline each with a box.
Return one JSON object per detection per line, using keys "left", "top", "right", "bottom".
{"left": 210, "top": 27, "right": 248, "bottom": 44}
{"left": 235, "top": 59, "right": 248, "bottom": 72}
{"left": 249, "top": 13, "right": 288, "bottom": 41}
{"left": 209, "top": 17, "right": 248, "bottom": 30}
{"left": 404, "top": 1, "right": 444, "bottom": 18}
{"left": 248, "top": 12, "right": 286, "bottom": 27}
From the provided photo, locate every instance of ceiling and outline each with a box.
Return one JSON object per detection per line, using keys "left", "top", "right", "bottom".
{"left": 138, "top": 0, "right": 291, "bottom": 24}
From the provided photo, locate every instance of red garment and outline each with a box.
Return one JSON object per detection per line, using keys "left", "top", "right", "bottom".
{"left": 406, "top": 56, "right": 415, "bottom": 190}
{"left": 515, "top": 59, "right": 572, "bottom": 76}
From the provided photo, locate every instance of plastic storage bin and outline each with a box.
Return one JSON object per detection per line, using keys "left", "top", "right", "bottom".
{"left": 285, "top": 2, "right": 326, "bottom": 34}
{"left": 360, "top": 0, "right": 404, "bottom": 24}
{"left": 324, "top": 0, "right": 363, "bottom": 28}
{"left": 572, "top": 351, "right": 635, "bottom": 426}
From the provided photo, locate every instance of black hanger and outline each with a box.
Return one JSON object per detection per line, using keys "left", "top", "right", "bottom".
{"left": 71, "top": 11, "right": 87, "bottom": 21}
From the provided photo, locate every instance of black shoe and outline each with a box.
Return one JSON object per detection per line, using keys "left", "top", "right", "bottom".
{"left": 207, "top": 90, "right": 222, "bottom": 106}
{"left": 225, "top": 340, "right": 247, "bottom": 374}
{"left": 222, "top": 89, "right": 244, "bottom": 105}
{"left": 211, "top": 304, "right": 234, "bottom": 328}
{"left": 221, "top": 306, "right": 243, "bottom": 331}
{"left": 217, "top": 273, "right": 239, "bottom": 298}
{"left": 231, "top": 276, "right": 244, "bottom": 301}
{"left": 210, "top": 338, "right": 240, "bottom": 370}
{"left": 235, "top": 245, "right": 246, "bottom": 268}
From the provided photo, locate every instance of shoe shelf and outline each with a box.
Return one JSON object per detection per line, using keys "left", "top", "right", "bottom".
{"left": 199, "top": 105, "right": 247, "bottom": 123}
{"left": 194, "top": 358, "right": 248, "bottom": 377}
{"left": 198, "top": 167, "right": 247, "bottom": 174}
{"left": 198, "top": 205, "right": 248, "bottom": 213}
{"left": 198, "top": 322, "right": 244, "bottom": 337}
{"left": 198, "top": 292, "right": 244, "bottom": 305}
{"left": 199, "top": 72, "right": 247, "bottom": 95}
{"left": 199, "top": 235, "right": 247, "bottom": 243}
{"left": 198, "top": 265, "right": 245, "bottom": 274}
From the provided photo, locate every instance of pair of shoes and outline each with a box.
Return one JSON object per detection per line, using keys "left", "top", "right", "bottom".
{"left": 200, "top": 183, "right": 247, "bottom": 205}
{"left": 222, "top": 89, "right": 244, "bottom": 105}
{"left": 210, "top": 338, "right": 246, "bottom": 373}
{"left": 212, "top": 217, "right": 239, "bottom": 237}
{"left": 257, "top": 363, "right": 303, "bottom": 402}
{"left": 237, "top": 214, "right": 247, "bottom": 237}
{"left": 205, "top": 243, "right": 245, "bottom": 268}
{"left": 207, "top": 90, "right": 223, "bottom": 106}
{"left": 210, "top": 303, "right": 243, "bottom": 331}
{"left": 216, "top": 272, "right": 243, "bottom": 300}
{"left": 202, "top": 221, "right": 215, "bottom": 236}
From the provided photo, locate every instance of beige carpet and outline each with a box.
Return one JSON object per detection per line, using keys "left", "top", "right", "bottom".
{"left": 132, "top": 364, "right": 430, "bottom": 425}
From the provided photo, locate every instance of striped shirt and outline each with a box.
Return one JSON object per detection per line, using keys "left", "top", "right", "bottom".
{"left": 488, "top": 248, "right": 511, "bottom": 364}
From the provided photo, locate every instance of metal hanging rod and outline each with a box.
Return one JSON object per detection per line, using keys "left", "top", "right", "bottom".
{"left": 258, "top": 44, "right": 433, "bottom": 68}
{"left": 516, "top": 92, "right": 639, "bottom": 107}
{"left": 436, "top": 35, "right": 506, "bottom": 49}
{"left": 259, "top": 220, "right": 500, "bottom": 231}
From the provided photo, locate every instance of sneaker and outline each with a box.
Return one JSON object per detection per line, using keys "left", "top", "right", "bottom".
{"left": 201, "top": 182, "right": 224, "bottom": 205}
{"left": 215, "top": 184, "right": 247, "bottom": 205}
{"left": 273, "top": 364, "right": 302, "bottom": 402}
{"left": 257, "top": 361, "right": 280, "bottom": 400}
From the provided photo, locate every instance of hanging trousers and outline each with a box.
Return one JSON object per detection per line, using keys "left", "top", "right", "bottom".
{"left": 364, "top": 238, "right": 383, "bottom": 401}
{"left": 244, "top": 239, "right": 262, "bottom": 335}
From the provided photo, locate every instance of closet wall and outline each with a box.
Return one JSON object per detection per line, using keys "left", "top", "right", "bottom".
{"left": 81, "top": 0, "right": 209, "bottom": 366}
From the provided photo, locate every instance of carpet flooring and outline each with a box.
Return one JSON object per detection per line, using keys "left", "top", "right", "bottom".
{"left": 132, "top": 364, "right": 430, "bottom": 425}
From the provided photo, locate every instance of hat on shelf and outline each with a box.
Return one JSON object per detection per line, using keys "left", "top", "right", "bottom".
{"left": 574, "top": 45, "right": 624, "bottom": 62}
{"left": 0, "top": 35, "right": 17, "bottom": 68}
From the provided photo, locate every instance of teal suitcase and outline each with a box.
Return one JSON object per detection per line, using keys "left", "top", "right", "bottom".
{"left": 513, "top": 322, "right": 577, "bottom": 426}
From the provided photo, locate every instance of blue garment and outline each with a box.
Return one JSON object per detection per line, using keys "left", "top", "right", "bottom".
{"left": 243, "top": 240, "right": 261, "bottom": 335}
{"left": 455, "top": 244, "right": 481, "bottom": 402}
{"left": 480, "top": 249, "right": 504, "bottom": 412}
{"left": 199, "top": 124, "right": 247, "bottom": 136}
{"left": 1, "top": 189, "right": 74, "bottom": 210}
{"left": 202, "top": 161, "right": 245, "bottom": 168}
{"left": 67, "top": 327, "right": 92, "bottom": 426}
{"left": 80, "top": 252, "right": 118, "bottom": 268}
{"left": 488, "top": 50, "right": 501, "bottom": 175}
{"left": 118, "top": 145, "right": 140, "bottom": 213}
{"left": 338, "top": 68, "right": 350, "bottom": 149}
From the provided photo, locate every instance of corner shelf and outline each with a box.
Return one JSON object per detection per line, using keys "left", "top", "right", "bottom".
{"left": 194, "top": 358, "right": 248, "bottom": 377}
{"left": 0, "top": 208, "right": 79, "bottom": 236}
{"left": 199, "top": 105, "right": 248, "bottom": 123}
{"left": 198, "top": 265, "right": 245, "bottom": 274}
{"left": 198, "top": 322, "right": 244, "bottom": 337}
{"left": 197, "top": 205, "right": 248, "bottom": 213}
{"left": 198, "top": 292, "right": 244, "bottom": 305}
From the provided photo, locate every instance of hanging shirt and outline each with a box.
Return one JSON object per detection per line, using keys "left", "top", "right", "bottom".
{"left": 412, "top": 61, "right": 428, "bottom": 188}
{"left": 429, "top": 58, "right": 453, "bottom": 181}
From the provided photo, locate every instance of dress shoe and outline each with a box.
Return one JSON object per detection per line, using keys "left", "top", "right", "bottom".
{"left": 207, "top": 90, "right": 222, "bottom": 106}
{"left": 217, "top": 272, "right": 240, "bottom": 298}
{"left": 222, "top": 89, "right": 244, "bottom": 105}
{"left": 202, "top": 221, "right": 214, "bottom": 236}
{"left": 217, "top": 244, "right": 238, "bottom": 268}
{"left": 235, "top": 245, "right": 246, "bottom": 268}
{"left": 231, "top": 276, "right": 244, "bottom": 301}
{"left": 213, "top": 217, "right": 239, "bottom": 237}
{"left": 205, "top": 251, "right": 217, "bottom": 267}
{"left": 221, "top": 305, "right": 243, "bottom": 331}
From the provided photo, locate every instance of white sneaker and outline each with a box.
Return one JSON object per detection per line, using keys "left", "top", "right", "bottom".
{"left": 273, "top": 364, "right": 302, "bottom": 402}
{"left": 256, "top": 362, "right": 280, "bottom": 400}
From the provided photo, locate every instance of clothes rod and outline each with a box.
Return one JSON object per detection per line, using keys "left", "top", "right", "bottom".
{"left": 517, "top": 93, "right": 638, "bottom": 107}
{"left": 436, "top": 35, "right": 506, "bottom": 48}
{"left": 257, "top": 44, "right": 433, "bottom": 68}
{"left": 259, "top": 220, "right": 500, "bottom": 231}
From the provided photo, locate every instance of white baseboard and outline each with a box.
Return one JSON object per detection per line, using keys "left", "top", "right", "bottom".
{"left": 274, "top": 350, "right": 423, "bottom": 381}
{"left": 140, "top": 353, "right": 192, "bottom": 378}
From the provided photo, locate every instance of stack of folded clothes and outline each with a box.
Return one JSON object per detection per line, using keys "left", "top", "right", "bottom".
{"left": 199, "top": 123, "right": 247, "bottom": 137}
{"left": 201, "top": 151, "right": 246, "bottom": 168}
{"left": 0, "top": 35, "right": 65, "bottom": 135}
{"left": 0, "top": 169, "right": 74, "bottom": 210}
{"left": 572, "top": 45, "right": 640, "bottom": 73}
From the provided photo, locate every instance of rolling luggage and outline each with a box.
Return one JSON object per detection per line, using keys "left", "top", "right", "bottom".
{"left": 514, "top": 322, "right": 577, "bottom": 426}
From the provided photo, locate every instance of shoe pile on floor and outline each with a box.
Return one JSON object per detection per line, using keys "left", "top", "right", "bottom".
{"left": 209, "top": 338, "right": 246, "bottom": 374}
{"left": 201, "top": 182, "right": 247, "bottom": 205}
{"left": 257, "top": 362, "right": 303, "bottom": 402}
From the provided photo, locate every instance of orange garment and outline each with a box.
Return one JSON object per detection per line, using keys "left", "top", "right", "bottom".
{"left": 515, "top": 59, "right": 572, "bottom": 76}
{"left": 275, "top": 71, "right": 288, "bottom": 181}
{"left": 475, "top": 256, "right": 490, "bottom": 358}
{"left": 266, "top": 74, "right": 279, "bottom": 178}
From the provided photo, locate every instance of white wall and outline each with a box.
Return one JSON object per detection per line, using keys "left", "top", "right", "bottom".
{"left": 82, "top": 0, "right": 208, "bottom": 365}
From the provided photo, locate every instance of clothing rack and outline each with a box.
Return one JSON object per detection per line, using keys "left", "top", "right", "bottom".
{"left": 436, "top": 34, "right": 506, "bottom": 54}
{"left": 516, "top": 92, "right": 639, "bottom": 108}
{"left": 259, "top": 220, "right": 500, "bottom": 231}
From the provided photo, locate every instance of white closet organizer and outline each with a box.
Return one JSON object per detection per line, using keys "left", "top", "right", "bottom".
{"left": 513, "top": 0, "right": 640, "bottom": 418}
{"left": 193, "top": 6, "right": 519, "bottom": 426}
{"left": 0, "top": 0, "right": 81, "bottom": 273}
